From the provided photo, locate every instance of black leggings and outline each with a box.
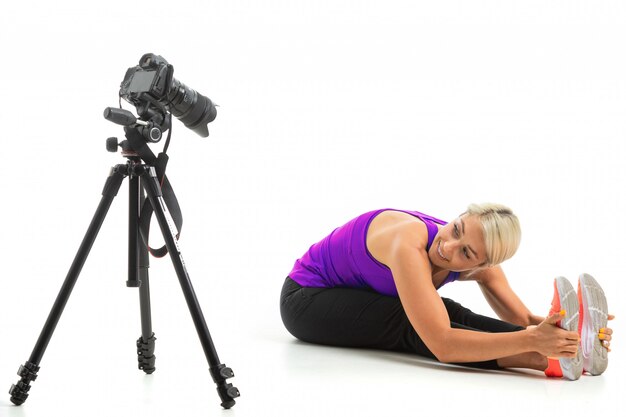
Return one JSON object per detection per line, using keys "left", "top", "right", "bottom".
{"left": 280, "top": 277, "right": 525, "bottom": 370}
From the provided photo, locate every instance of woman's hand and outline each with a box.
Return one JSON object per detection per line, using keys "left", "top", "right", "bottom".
{"left": 600, "top": 314, "right": 615, "bottom": 352}
{"left": 529, "top": 313, "right": 614, "bottom": 353}
{"left": 527, "top": 312, "right": 580, "bottom": 358}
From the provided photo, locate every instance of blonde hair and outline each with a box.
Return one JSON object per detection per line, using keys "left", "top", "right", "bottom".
{"left": 464, "top": 203, "right": 521, "bottom": 266}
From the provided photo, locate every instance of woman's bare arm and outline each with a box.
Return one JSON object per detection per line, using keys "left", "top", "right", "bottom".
{"left": 385, "top": 231, "right": 579, "bottom": 363}
{"left": 469, "top": 266, "right": 544, "bottom": 327}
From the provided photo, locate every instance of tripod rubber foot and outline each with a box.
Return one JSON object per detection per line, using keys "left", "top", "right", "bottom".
{"left": 220, "top": 385, "right": 240, "bottom": 409}
{"left": 210, "top": 364, "right": 240, "bottom": 409}
{"left": 137, "top": 333, "right": 156, "bottom": 374}
{"left": 9, "top": 361, "right": 40, "bottom": 406}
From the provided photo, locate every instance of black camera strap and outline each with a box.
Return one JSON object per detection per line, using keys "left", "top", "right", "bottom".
{"left": 125, "top": 127, "right": 183, "bottom": 258}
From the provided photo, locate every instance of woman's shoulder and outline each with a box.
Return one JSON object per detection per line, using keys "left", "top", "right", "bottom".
{"left": 366, "top": 210, "right": 431, "bottom": 267}
{"left": 369, "top": 210, "right": 435, "bottom": 241}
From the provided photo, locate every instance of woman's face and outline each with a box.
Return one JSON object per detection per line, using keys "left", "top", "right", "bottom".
{"left": 428, "top": 214, "right": 488, "bottom": 272}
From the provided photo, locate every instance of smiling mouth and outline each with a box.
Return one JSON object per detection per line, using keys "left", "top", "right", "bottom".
{"left": 437, "top": 240, "right": 449, "bottom": 261}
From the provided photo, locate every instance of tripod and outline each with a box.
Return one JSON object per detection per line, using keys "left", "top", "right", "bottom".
{"left": 9, "top": 127, "right": 240, "bottom": 409}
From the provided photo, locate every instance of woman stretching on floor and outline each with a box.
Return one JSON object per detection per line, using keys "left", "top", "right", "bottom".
{"left": 280, "top": 203, "right": 613, "bottom": 379}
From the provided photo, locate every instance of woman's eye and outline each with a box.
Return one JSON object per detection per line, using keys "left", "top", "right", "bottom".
{"left": 454, "top": 224, "right": 459, "bottom": 237}
{"left": 463, "top": 248, "right": 470, "bottom": 259}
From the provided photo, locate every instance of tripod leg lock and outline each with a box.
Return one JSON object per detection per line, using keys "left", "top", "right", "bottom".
{"left": 137, "top": 333, "right": 156, "bottom": 374}
{"left": 209, "top": 364, "right": 240, "bottom": 409}
{"left": 9, "top": 361, "right": 40, "bottom": 405}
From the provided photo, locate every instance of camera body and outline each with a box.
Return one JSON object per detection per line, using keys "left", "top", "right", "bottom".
{"left": 119, "top": 53, "right": 216, "bottom": 138}
{"left": 120, "top": 54, "right": 173, "bottom": 109}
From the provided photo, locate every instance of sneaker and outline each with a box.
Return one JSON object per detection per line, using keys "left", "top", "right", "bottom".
{"left": 544, "top": 276, "right": 583, "bottom": 380}
{"left": 578, "top": 273, "right": 609, "bottom": 375}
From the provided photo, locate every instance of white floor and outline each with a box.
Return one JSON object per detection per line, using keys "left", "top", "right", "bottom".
{"left": 1, "top": 318, "right": 624, "bottom": 417}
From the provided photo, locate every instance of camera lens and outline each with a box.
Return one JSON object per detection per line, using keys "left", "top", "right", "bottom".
{"left": 164, "top": 79, "right": 217, "bottom": 137}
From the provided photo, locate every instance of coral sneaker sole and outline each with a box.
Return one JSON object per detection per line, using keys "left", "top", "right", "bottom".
{"left": 578, "top": 273, "right": 609, "bottom": 375}
{"left": 554, "top": 277, "right": 583, "bottom": 380}
{"left": 545, "top": 277, "right": 583, "bottom": 380}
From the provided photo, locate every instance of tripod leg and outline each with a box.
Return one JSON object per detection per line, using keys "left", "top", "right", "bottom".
{"left": 134, "top": 177, "right": 156, "bottom": 374}
{"left": 138, "top": 166, "right": 239, "bottom": 409}
{"left": 9, "top": 165, "right": 127, "bottom": 406}
{"left": 137, "top": 253, "right": 156, "bottom": 374}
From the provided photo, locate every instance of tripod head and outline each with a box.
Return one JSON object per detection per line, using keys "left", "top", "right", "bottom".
{"left": 104, "top": 107, "right": 170, "bottom": 143}
{"left": 104, "top": 106, "right": 172, "bottom": 159}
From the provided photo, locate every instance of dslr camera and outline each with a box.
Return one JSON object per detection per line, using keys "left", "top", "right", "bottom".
{"left": 119, "top": 53, "right": 216, "bottom": 138}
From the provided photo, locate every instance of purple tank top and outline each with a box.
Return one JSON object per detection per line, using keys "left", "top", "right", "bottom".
{"left": 288, "top": 208, "right": 460, "bottom": 296}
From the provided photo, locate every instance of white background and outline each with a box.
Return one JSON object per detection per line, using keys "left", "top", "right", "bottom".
{"left": 0, "top": 1, "right": 624, "bottom": 416}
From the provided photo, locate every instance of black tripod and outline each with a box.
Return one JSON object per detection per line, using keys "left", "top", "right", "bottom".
{"left": 9, "top": 124, "right": 240, "bottom": 409}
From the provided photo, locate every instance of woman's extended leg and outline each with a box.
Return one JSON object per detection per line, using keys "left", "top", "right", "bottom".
{"left": 496, "top": 352, "right": 548, "bottom": 370}
{"left": 440, "top": 297, "right": 548, "bottom": 370}
{"left": 281, "top": 277, "right": 514, "bottom": 370}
